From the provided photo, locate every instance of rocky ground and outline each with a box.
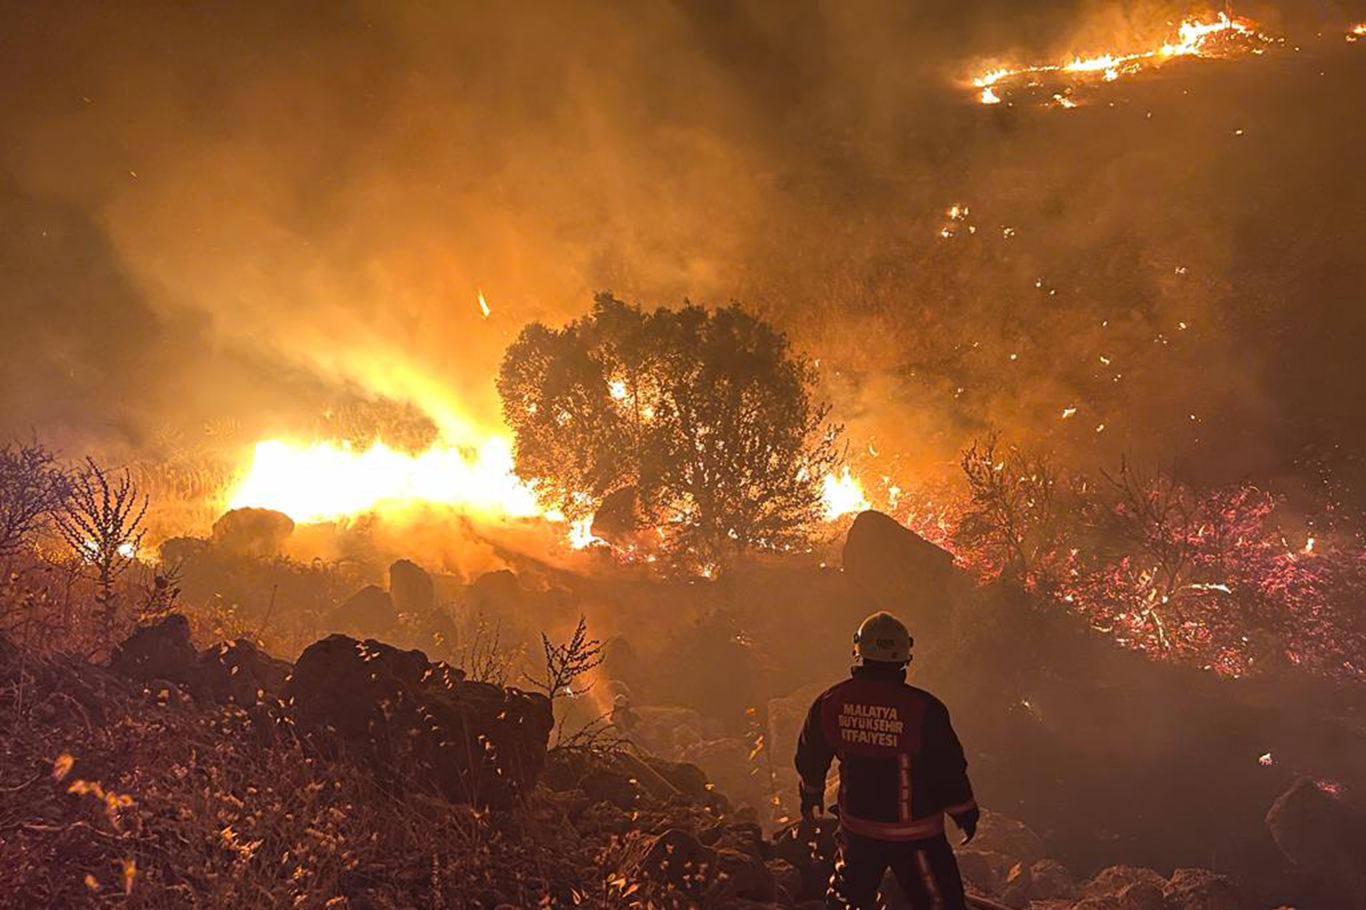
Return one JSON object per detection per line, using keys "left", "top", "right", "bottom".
{"left": 5, "top": 611, "right": 1349, "bottom": 909}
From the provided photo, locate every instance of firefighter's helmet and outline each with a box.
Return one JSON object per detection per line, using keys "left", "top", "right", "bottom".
{"left": 853, "top": 612, "right": 914, "bottom": 664}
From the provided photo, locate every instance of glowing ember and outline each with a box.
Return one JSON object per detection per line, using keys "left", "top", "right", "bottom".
{"left": 822, "top": 467, "right": 871, "bottom": 519}
{"left": 477, "top": 289, "right": 491, "bottom": 319}
{"left": 227, "top": 438, "right": 542, "bottom": 524}
{"left": 1315, "top": 778, "right": 1344, "bottom": 798}
{"left": 971, "top": 13, "right": 1277, "bottom": 106}
{"left": 1349, "top": 24, "right": 1366, "bottom": 42}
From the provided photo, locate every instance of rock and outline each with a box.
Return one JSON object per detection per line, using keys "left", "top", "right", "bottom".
{"left": 768, "top": 859, "right": 804, "bottom": 903}
{"left": 1162, "top": 868, "right": 1241, "bottom": 910}
{"left": 680, "top": 737, "right": 769, "bottom": 814}
{"left": 1028, "top": 859, "right": 1075, "bottom": 901}
{"left": 956, "top": 848, "right": 1009, "bottom": 895}
{"left": 1000, "top": 861, "right": 1032, "bottom": 909}
{"left": 767, "top": 684, "right": 827, "bottom": 770}
{"left": 632, "top": 705, "right": 705, "bottom": 755}
{"left": 973, "top": 810, "right": 1047, "bottom": 869}
{"left": 389, "top": 559, "right": 434, "bottom": 614}
{"left": 329, "top": 585, "right": 398, "bottom": 636}
{"left": 1072, "top": 899, "right": 1123, "bottom": 910}
{"left": 771, "top": 817, "right": 839, "bottom": 902}
{"left": 629, "top": 828, "right": 716, "bottom": 899}
{"left": 287, "top": 634, "right": 552, "bottom": 809}
{"left": 110, "top": 614, "right": 197, "bottom": 682}
{"left": 577, "top": 800, "right": 632, "bottom": 837}
{"left": 158, "top": 535, "right": 211, "bottom": 565}
{"left": 712, "top": 846, "right": 776, "bottom": 902}
{"left": 1081, "top": 865, "right": 1167, "bottom": 900}
{"left": 211, "top": 507, "right": 294, "bottom": 556}
{"left": 1117, "top": 880, "right": 1167, "bottom": 910}
{"left": 1265, "top": 776, "right": 1366, "bottom": 895}
{"left": 192, "top": 639, "right": 291, "bottom": 706}
{"left": 469, "top": 570, "right": 523, "bottom": 612}
{"left": 842, "top": 510, "right": 957, "bottom": 633}
{"left": 580, "top": 766, "right": 642, "bottom": 811}
{"left": 640, "top": 756, "right": 730, "bottom": 813}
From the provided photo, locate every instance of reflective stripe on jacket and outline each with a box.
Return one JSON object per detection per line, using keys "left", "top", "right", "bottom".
{"left": 795, "top": 663, "right": 976, "bottom": 841}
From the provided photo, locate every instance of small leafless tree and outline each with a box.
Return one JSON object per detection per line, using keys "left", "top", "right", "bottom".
{"left": 525, "top": 615, "right": 604, "bottom": 745}
{"left": 0, "top": 440, "right": 67, "bottom": 560}
{"left": 457, "top": 616, "right": 522, "bottom": 687}
{"left": 54, "top": 457, "right": 149, "bottom": 640}
{"left": 956, "top": 434, "right": 1066, "bottom": 581}
{"left": 1094, "top": 459, "right": 1199, "bottom": 649}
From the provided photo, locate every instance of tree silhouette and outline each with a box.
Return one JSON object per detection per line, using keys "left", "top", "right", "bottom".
{"left": 54, "top": 457, "right": 148, "bottom": 639}
{"left": 498, "top": 293, "right": 841, "bottom": 569}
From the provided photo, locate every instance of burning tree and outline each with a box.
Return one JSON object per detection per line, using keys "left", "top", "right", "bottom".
{"left": 54, "top": 457, "right": 149, "bottom": 639}
{"left": 498, "top": 293, "right": 842, "bottom": 568}
{"left": 954, "top": 434, "right": 1068, "bottom": 584}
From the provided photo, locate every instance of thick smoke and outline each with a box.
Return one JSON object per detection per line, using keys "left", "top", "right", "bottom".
{"left": 2, "top": 0, "right": 1364, "bottom": 508}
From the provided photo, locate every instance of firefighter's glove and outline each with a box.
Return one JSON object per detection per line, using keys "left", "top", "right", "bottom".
{"left": 952, "top": 806, "right": 980, "bottom": 845}
{"left": 799, "top": 785, "right": 823, "bottom": 822}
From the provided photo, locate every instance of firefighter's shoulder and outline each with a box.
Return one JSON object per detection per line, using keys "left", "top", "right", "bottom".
{"left": 904, "top": 684, "right": 954, "bottom": 717}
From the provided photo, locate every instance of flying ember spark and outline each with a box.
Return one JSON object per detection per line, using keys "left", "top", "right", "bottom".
{"left": 477, "top": 289, "right": 491, "bottom": 319}
{"left": 970, "top": 12, "right": 1278, "bottom": 106}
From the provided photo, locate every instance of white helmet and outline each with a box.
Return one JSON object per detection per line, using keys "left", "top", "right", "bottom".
{"left": 853, "top": 612, "right": 913, "bottom": 664}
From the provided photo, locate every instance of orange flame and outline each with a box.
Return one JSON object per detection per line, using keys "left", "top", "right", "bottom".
{"left": 971, "top": 12, "right": 1276, "bottom": 105}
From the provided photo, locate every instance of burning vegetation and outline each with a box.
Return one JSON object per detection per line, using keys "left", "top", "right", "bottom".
{"left": 3, "top": 2, "right": 1366, "bottom": 909}
{"left": 971, "top": 12, "right": 1280, "bottom": 107}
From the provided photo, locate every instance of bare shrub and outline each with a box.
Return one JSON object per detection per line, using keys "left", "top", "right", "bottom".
{"left": 53, "top": 458, "right": 149, "bottom": 643}
{"left": 0, "top": 440, "right": 66, "bottom": 560}
{"left": 525, "top": 615, "right": 604, "bottom": 745}
{"left": 956, "top": 434, "right": 1068, "bottom": 583}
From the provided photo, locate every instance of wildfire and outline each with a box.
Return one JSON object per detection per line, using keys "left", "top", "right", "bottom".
{"left": 822, "top": 467, "right": 871, "bottom": 519}
{"left": 227, "top": 437, "right": 542, "bottom": 524}
{"left": 1349, "top": 24, "right": 1366, "bottom": 42}
{"left": 971, "top": 12, "right": 1277, "bottom": 106}
{"left": 227, "top": 436, "right": 871, "bottom": 546}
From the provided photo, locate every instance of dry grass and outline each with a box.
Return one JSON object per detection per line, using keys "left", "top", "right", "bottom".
{"left": 0, "top": 636, "right": 600, "bottom": 909}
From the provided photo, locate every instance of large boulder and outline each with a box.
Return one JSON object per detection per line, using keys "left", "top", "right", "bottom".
{"left": 1265, "top": 776, "right": 1366, "bottom": 896}
{"left": 617, "top": 826, "right": 775, "bottom": 905}
{"left": 109, "top": 613, "right": 197, "bottom": 682}
{"left": 841, "top": 511, "right": 958, "bottom": 636}
{"left": 286, "top": 634, "right": 552, "bottom": 809}
{"left": 192, "top": 639, "right": 291, "bottom": 706}
{"left": 329, "top": 585, "right": 398, "bottom": 636}
{"left": 973, "top": 810, "right": 1047, "bottom": 869}
{"left": 389, "top": 559, "right": 435, "bottom": 614}
{"left": 211, "top": 507, "right": 294, "bottom": 557}
{"left": 1162, "top": 868, "right": 1242, "bottom": 910}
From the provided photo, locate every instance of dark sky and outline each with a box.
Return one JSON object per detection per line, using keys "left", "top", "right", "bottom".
{"left": 1, "top": 0, "right": 1364, "bottom": 502}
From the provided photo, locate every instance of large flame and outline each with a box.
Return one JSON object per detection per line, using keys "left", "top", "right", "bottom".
{"left": 227, "top": 437, "right": 542, "bottom": 524}
{"left": 821, "top": 467, "right": 871, "bottom": 519}
{"left": 228, "top": 435, "right": 870, "bottom": 542}
{"left": 971, "top": 12, "right": 1277, "bottom": 106}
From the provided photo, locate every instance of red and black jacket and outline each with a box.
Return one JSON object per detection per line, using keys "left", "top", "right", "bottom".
{"left": 795, "top": 663, "right": 977, "bottom": 841}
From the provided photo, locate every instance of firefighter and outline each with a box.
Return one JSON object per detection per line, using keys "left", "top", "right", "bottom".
{"left": 795, "top": 611, "right": 979, "bottom": 909}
